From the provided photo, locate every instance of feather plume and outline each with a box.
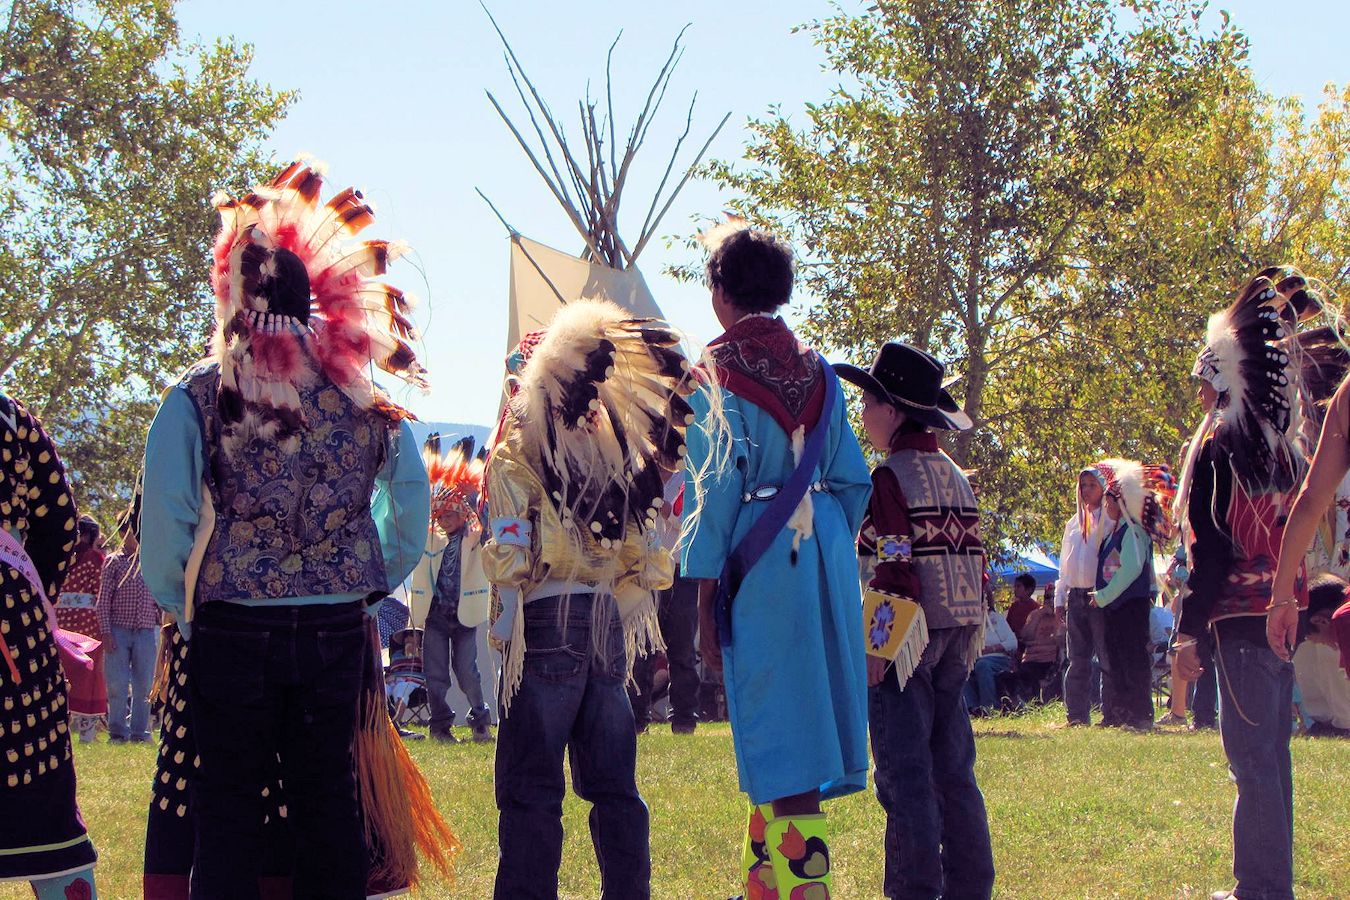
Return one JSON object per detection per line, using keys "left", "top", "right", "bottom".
{"left": 425, "top": 435, "right": 484, "bottom": 527}
{"left": 508, "top": 299, "right": 695, "bottom": 544}
{"left": 208, "top": 160, "right": 429, "bottom": 456}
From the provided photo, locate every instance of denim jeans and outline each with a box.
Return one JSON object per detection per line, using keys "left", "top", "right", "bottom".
{"left": 964, "top": 653, "right": 1013, "bottom": 713}
{"left": 105, "top": 626, "right": 158, "bottom": 740}
{"left": 1191, "top": 640, "right": 1219, "bottom": 727}
{"left": 870, "top": 625, "right": 995, "bottom": 900}
{"left": 424, "top": 601, "right": 489, "bottom": 730}
{"left": 1064, "top": 588, "right": 1110, "bottom": 723}
{"left": 1216, "top": 630, "right": 1295, "bottom": 900}
{"left": 188, "top": 601, "right": 368, "bottom": 900}
{"left": 493, "top": 594, "right": 650, "bottom": 899}
{"left": 629, "top": 571, "right": 700, "bottom": 729}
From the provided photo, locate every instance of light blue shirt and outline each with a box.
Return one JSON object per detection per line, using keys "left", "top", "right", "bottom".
{"left": 140, "top": 386, "right": 429, "bottom": 634}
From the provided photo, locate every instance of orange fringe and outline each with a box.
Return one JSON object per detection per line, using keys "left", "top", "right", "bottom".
{"left": 150, "top": 623, "right": 175, "bottom": 705}
{"left": 354, "top": 625, "right": 461, "bottom": 889}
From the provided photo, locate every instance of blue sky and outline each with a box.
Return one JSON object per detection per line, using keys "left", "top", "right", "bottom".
{"left": 176, "top": 0, "right": 1349, "bottom": 428}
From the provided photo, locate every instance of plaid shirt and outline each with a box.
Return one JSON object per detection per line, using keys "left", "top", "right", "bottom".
{"left": 97, "top": 551, "right": 160, "bottom": 632}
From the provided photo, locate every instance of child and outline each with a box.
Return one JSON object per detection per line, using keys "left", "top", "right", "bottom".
{"left": 482, "top": 299, "right": 694, "bottom": 899}
{"left": 682, "top": 226, "right": 872, "bottom": 899}
{"left": 1089, "top": 460, "right": 1175, "bottom": 731}
{"left": 835, "top": 340, "right": 994, "bottom": 900}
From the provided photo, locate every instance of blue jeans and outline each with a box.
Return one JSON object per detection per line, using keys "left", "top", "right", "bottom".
{"left": 964, "top": 653, "right": 1013, "bottom": 713}
{"left": 424, "top": 602, "right": 490, "bottom": 730}
{"left": 1216, "top": 631, "right": 1295, "bottom": 900}
{"left": 104, "top": 626, "right": 158, "bottom": 740}
{"left": 493, "top": 594, "right": 649, "bottom": 899}
{"left": 188, "top": 601, "right": 368, "bottom": 900}
{"left": 870, "top": 625, "right": 995, "bottom": 900}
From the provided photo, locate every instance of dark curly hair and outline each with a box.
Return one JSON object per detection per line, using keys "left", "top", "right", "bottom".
{"left": 705, "top": 228, "right": 795, "bottom": 314}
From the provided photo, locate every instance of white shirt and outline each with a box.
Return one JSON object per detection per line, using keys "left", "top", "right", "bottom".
{"left": 1294, "top": 640, "right": 1350, "bottom": 729}
{"left": 982, "top": 609, "right": 1018, "bottom": 656}
{"left": 1054, "top": 509, "right": 1107, "bottom": 606}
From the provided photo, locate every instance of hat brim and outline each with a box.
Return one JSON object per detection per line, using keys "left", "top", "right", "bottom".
{"left": 833, "top": 364, "right": 973, "bottom": 431}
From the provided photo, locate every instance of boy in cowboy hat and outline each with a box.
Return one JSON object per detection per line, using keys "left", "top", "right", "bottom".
{"left": 835, "top": 342, "right": 995, "bottom": 900}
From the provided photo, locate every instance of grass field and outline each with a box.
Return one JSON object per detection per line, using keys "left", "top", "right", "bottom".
{"left": 3, "top": 704, "right": 1346, "bottom": 898}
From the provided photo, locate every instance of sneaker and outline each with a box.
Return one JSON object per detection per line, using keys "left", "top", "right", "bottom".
{"left": 1209, "top": 890, "right": 1237, "bottom": 899}
{"left": 471, "top": 723, "right": 494, "bottom": 744}
{"left": 397, "top": 727, "right": 425, "bottom": 741}
{"left": 1157, "top": 712, "right": 1188, "bottom": 727}
{"left": 429, "top": 727, "right": 458, "bottom": 743}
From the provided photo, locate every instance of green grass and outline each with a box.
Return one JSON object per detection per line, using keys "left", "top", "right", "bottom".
{"left": 3, "top": 705, "right": 1346, "bottom": 898}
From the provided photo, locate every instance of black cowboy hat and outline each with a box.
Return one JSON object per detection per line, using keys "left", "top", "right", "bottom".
{"left": 833, "top": 342, "right": 973, "bottom": 431}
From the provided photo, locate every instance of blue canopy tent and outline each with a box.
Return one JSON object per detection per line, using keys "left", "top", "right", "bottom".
{"left": 990, "top": 546, "right": 1059, "bottom": 588}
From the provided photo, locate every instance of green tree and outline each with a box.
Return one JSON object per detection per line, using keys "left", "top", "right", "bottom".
{"left": 699, "top": 0, "right": 1350, "bottom": 551}
{"left": 0, "top": 0, "right": 293, "bottom": 526}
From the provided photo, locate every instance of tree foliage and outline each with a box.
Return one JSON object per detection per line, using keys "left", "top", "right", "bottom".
{"left": 699, "top": 0, "right": 1350, "bottom": 553}
{"left": 0, "top": 0, "right": 293, "bottom": 525}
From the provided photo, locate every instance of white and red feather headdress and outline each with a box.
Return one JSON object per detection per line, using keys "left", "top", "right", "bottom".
{"left": 424, "top": 435, "right": 484, "bottom": 529}
{"left": 209, "top": 160, "right": 429, "bottom": 455}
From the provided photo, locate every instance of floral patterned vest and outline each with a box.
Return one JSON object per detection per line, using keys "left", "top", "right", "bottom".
{"left": 180, "top": 364, "right": 391, "bottom": 605}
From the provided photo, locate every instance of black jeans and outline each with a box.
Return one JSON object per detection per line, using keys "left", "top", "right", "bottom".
{"left": 870, "top": 625, "right": 995, "bottom": 900}
{"left": 1103, "top": 594, "right": 1154, "bottom": 728}
{"left": 494, "top": 594, "right": 650, "bottom": 899}
{"left": 188, "top": 601, "right": 367, "bottom": 900}
{"left": 1191, "top": 640, "right": 1218, "bottom": 727}
{"left": 1065, "top": 588, "right": 1110, "bottom": 723}
{"left": 628, "top": 572, "right": 699, "bottom": 729}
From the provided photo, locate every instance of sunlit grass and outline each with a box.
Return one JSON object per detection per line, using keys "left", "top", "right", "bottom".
{"left": 3, "top": 704, "right": 1345, "bottom": 898}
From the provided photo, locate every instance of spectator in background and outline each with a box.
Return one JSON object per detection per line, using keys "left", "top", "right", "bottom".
{"left": 55, "top": 515, "right": 107, "bottom": 743}
{"left": 1005, "top": 573, "right": 1039, "bottom": 639}
{"left": 1293, "top": 576, "right": 1350, "bottom": 736}
{"left": 97, "top": 504, "right": 159, "bottom": 744}
{"left": 1019, "top": 588, "right": 1066, "bottom": 703}
{"left": 965, "top": 592, "right": 1018, "bottom": 715}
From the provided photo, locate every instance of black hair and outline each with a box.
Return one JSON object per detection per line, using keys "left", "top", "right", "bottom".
{"left": 1014, "top": 573, "right": 1036, "bottom": 592}
{"left": 1307, "top": 573, "right": 1348, "bottom": 618}
{"left": 705, "top": 228, "right": 795, "bottom": 314}
{"left": 77, "top": 516, "right": 100, "bottom": 544}
{"left": 240, "top": 243, "right": 311, "bottom": 322}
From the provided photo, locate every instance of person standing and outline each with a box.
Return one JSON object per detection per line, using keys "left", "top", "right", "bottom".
{"left": 140, "top": 162, "right": 434, "bottom": 900}
{"left": 837, "top": 341, "right": 994, "bottom": 900}
{"left": 0, "top": 392, "right": 100, "bottom": 898}
{"left": 1090, "top": 460, "right": 1175, "bottom": 732}
{"left": 1175, "top": 267, "right": 1322, "bottom": 900}
{"left": 483, "top": 299, "right": 695, "bottom": 900}
{"left": 97, "top": 505, "right": 160, "bottom": 743}
{"left": 681, "top": 226, "right": 871, "bottom": 900}
{"left": 1057, "top": 467, "right": 1111, "bottom": 726}
{"left": 55, "top": 516, "right": 108, "bottom": 742}
{"left": 417, "top": 438, "right": 492, "bottom": 743}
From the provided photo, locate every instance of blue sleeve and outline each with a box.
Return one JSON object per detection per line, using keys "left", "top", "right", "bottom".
{"left": 373, "top": 419, "right": 430, "bottom": 590}
{"left": 1096, "top": 524, "right": 1148, "bottom": 607}
{"left": 681, "top": 386, "right": 746, "bottom": 580}
{"left": 823, "top": 384, "right": 873, "bottom": 537}
{"left": 139, "top": 388, "right": 202, "bottom": 624}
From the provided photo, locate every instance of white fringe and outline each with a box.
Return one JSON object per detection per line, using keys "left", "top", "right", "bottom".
{"left": 890, "top": 604, "right": 930, "bottom": 692}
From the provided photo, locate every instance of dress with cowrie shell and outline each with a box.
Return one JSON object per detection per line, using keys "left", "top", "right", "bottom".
{"left": 0, "top": 394, "right": 97, "bottom": 881}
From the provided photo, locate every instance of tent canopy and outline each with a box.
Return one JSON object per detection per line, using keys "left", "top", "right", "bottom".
{"left": 990, "top": 545, "right": 1059, "bottom": 588}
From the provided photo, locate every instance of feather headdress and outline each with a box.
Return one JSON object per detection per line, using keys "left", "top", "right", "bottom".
{"left": 424, "top": 434, "right": 484, "bottom": 528}
{"left": 507, "top": 299, "right": 696, "bottom": 547}
{"left": 1187, "top": 268, "right": 1321, "bottom": 496}
{"left": 1095, "top": 458, "right": 1177, "bottom": 546}
{"left": 209, "top": 160, "right": 428, "bottom": 456}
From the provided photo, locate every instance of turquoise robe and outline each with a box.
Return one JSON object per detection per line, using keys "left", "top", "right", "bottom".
{"left": 682, "top": 383, "right": 872, "bottom": 804}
